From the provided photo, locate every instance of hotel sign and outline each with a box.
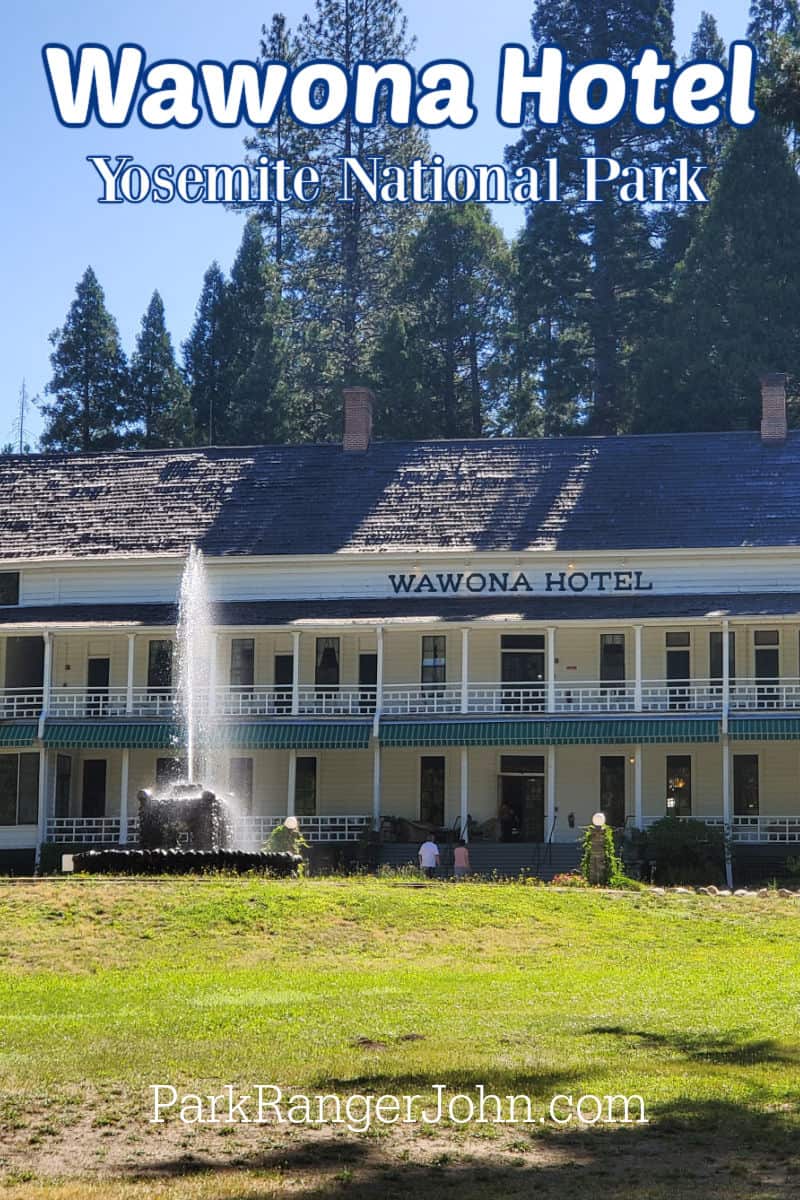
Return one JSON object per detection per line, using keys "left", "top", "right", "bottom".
{"left": 387, "top": 570, "right": 654, "bottom": 596}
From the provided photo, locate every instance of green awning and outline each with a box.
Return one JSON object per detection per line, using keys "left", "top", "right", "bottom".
{"left": 42, "top": 721, "right": 371, "bottom": 752}
{"left": 43, "top": 722, "right": 180, "bottom": 750}
{"left": 0, "top": 722, "right": 37, "bottom": 747}
{"left": 218, "top": 722, "right": 372, "bottom": 750}
{"left": 729, "top": 717, "right": 800, "bottom": 741}
{"left": 379, "top": 718, "right": 720, "bottom": 747}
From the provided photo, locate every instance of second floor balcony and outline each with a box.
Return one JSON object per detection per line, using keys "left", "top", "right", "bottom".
{"left": 4, "top": 678, "right": 800, "bottom": 721}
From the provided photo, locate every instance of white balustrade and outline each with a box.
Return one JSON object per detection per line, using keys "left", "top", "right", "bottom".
{"left": 45, "top": 813, "right": 370, "bottom": 846}
{"left": 9, "top": 677, "right": 800, "bottom": 725}
{"left": 0, "top": 688, "right": 43, "bottom": 719}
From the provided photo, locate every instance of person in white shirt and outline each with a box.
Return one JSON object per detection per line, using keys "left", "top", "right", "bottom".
{"left": 418, "top": 838, "right": 440, "bottom": 878}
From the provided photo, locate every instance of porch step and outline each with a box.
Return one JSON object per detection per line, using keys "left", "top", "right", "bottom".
{"left": 378, "top": 841, "right": 582, "bottom": 881}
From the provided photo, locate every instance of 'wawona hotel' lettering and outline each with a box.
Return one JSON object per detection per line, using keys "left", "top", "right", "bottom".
{"left": 1, "top": 376, "right": 800, "bottom": 880}
{"left": 388, "top": 571, "right": 654, "bottom": 595}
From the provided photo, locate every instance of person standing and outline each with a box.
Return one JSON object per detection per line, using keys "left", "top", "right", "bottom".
{"left": 453, "top": 840, "right": 470, "bottom": 879}
{"left": 418, "top": 837, "right": 440, "bottom": 878}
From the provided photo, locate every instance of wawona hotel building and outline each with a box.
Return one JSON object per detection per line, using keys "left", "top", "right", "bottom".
{"left": 1, "top": 379, "right": 799, "bottom": 875}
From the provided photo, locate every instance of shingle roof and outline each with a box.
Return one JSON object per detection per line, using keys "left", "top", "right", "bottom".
{"left": 1, "top": 430, "right": 798, "bottom": 560}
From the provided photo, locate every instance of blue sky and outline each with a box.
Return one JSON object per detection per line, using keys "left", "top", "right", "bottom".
{"left": 1, "top": 0, "right": 750, "bottom": 446}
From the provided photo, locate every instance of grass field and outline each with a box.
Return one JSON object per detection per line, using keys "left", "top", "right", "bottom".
{"left": 1, "top": 876, "right": 799, "bottom": 1199}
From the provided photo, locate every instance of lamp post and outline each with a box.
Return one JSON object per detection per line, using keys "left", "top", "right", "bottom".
{"left": 588, "top": 811, "right": 608, "bottom": 885}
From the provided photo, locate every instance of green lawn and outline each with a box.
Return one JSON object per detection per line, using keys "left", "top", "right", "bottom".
{"left": 1, "top": 877, "right": 799, "bottom": 1199}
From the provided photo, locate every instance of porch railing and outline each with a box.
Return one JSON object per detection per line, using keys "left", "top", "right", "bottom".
{"left": 44, "top": 813, "right": 371, "bottom": 846}
{"left": 46, "top": 816, "right": 139, "bottom": 844}
{"left": 640, "top": 814, "right": 800, "bottom": 842}
{"left": 10, "top": 677, "right": 800, "bottom": 723}
{"left": 0, "top": 688, "right": 43, "bottom": 719}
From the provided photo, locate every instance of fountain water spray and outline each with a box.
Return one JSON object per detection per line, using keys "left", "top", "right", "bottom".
{"left": 176, "top": 545, "right": 223, "bottom": 791}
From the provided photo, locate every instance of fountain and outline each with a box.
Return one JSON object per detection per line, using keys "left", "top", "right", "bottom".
{"left": 73, "top": 546, "right": 300, "bottom": 876}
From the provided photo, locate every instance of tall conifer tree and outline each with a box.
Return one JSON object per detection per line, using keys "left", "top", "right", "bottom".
{"left": 128, "top": 291, "right": 192, "bottom": 448}
{"left": 507, "top": 0, "right": 678, "bottom": 434}
{"left": 182, "top": 263, "right": 228, "bottom": 446}
{"left": 40, "top": 267, "right": 127, "bottom": 452}
{"left": 635, "top": 120, "right": 800, "bottom": 431}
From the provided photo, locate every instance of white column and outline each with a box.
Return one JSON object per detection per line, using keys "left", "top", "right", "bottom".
{"left": 126, "top": 633, "right": 135, "bottom": 715}
{"left": 460, "top": 747, "right": 469, "bottom": 840}
{"left": 374, "top": 626, "right": 384, "bottom": 736}
{"left": 372, "top": 743, "right": 382, "bottom": 831}
{"left": 287, "top": 749, "right": 297, "bottom": 816}
{"left": 209, "top": 634, "right": 219, "bottom": 716}
{"left": 546, "top": 627, "right": 556, "bottom": 712}
{"left": 461, "top": 628, "right": 470, "bottom": 714}
{"left": 34, "top": 747, "right": 47, "bottom": 869}
{"left": 38, "top": 632, "right": 53, "bottom": 739}
{"left": 546, "top": 745, "right": 556, "bottom": 839}
{"left": 291, "top": 631, "right": 301, "bottom": 716}
{"left": 722, "top": 737, "right": 732, "bottom": 828}
{"left": 634, "top": 625, "right": 643, "bottom": 711}
{"left": 634, "top": 745, "right": 643, "bottom": 829}
{"left": 119, "top": 749, "right": 130, "bottom": 845}
{"left": 721, "top": 618, "right": 730, "bottom": 735}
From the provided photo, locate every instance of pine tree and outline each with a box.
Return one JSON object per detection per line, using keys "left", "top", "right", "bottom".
{"left": 40, "top": 267, "right": 127, "bottom": 452}
{"left": 634, "top": 119, "right": 800, "bottom": 431}
{"left": 182, "top": 263, "right": 228, "bottom": 445}
{"left": 747, "top": 0, "right": 799, "bottom": 58}
{"left": 375, "top": 205, "right": 510, "bottom": 438}
{"left": 222, "top": 218, "right": 286, "bottom": 444}
{"left": 242, "top": 14, "right": 310, "bottom": 276}
{"left": 128, "top": 292, "right": 192, "bottom": 448}
{"left": 244, "top": 0, "right": 429, "bottom": 441}
{"left": 507, "top": 0, "right": 678, "bottom": 434}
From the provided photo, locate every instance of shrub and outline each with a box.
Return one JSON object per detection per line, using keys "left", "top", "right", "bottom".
{"left": 581, "top": 825, "right": 627, "bottom": 886}
{"left": 550, "top": 871, "right": 589, "bottom": 887}
{"left": 640, "top": 817, "right": 725, "bottom": 885}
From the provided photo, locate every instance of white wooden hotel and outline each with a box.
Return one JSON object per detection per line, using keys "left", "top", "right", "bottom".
{"left": 1, "top": 378, "right": 799, "bottom": 874}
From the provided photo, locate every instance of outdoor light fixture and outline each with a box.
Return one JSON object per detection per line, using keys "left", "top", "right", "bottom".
{"left": 285, "top": 816, "right": 299, "bottom": 830}
{"left": 591, "top": 812, "right": 606, "bottom": 827}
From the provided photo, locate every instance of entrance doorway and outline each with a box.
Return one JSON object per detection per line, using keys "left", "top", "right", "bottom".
{"left": 498, "top": 755, "right": 545, "bottom": 841}
{"left": 87, "top": 657, "right": 110, "bottom": 717}
{"left": 666, "top": 632, "right": 691, "bottom": 709}
{"left": 501, "top": 635, "right": 545, "bottom": 713}
{"left": 600, "top": 756, "right": 626, "bottom": 828}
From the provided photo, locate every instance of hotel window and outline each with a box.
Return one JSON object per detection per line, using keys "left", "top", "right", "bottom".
{"left": 666, "top": 756, "right": 692, "bottom": 817}
{"left": 315, "top": 638, "right": 340, "bottom": 688}
{"left": 148, "top": 640, "right": 173, "bottom": 689}
{"left": 81, "top": 760, "right": 107, "bottom": 819}
{"left": 421, "top": 636, "right": 446, "bottom": 686}
{"left": 156, "top": 757, "right": 186, "bottom": 788}
{"left": 0, "top": 572, "right": 19, "bottom": 605}
{"left": 229, "top": 757, "right": 254, "bottom": 815}
{"left": 420, "top": 756, "right": 445, "bottom": 826}
{"left": 709, "top": 632, "right": 736, "bottom": 682}
{"left": 230, "top": 638, "right": 255, "bottom": 688}
{"left": 0, "top": 753, "right": 39, "bottom": 826}
{"left": 600, "top": 634, "right": 625, "bottom": 684}
{"left": 733, "top": 755, "right": 759, "bottom": 816}
{"left": 295, "top": 757, "right": 317, "bottom": 816}
{"left": 754, "top": 631, "right": 779, "bottom": 679}
{"left": 55, "top": 754, "right": 72, "bottom": 819}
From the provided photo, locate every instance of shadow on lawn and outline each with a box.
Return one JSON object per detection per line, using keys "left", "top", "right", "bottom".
{"left": 589, "top": 1025, "right": 800, "bottom": 1066}
{"left": 126, "top": 1098, "right": 800, "bottom": 1199}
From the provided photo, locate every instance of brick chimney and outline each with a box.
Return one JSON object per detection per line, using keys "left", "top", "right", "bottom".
{"left": 760, "top": 372, "right": 788, "bottom": 444}
{"left": 343, "top": 386, "right": 374, "bottom": 453}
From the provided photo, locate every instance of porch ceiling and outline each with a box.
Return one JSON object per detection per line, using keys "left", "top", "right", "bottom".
{"left": 378, "top": 718, "right": 720, "bottom": 747}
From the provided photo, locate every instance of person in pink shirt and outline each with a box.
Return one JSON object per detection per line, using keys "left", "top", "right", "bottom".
{"left": 453, "top": 840, "right": 470, "bottom": 879}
